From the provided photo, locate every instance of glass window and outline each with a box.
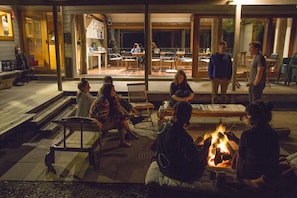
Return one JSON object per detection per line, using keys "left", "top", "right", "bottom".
{"left": 0, "top": 10, "right": 14, "bottom": 40}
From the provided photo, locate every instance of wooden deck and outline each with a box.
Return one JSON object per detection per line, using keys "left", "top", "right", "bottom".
{"left": 0, "top": 79, "right": 296, "bottom": 141}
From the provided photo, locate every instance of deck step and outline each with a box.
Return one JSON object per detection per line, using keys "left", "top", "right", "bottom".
{"left": 0, "top": 113, "right": 35, "bottom": 140}
{"left": 30, "top": 96, "right": 75, "bottom": 128}
{"left": 39, "top": 104, "right": 77, "bottom": 133}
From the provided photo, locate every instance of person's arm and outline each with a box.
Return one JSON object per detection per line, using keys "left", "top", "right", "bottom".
{"left": 228, "top": 55, "right": 233, "bottom": 80}
{"left": 171, "top": 94, "right": 187, "bottom": 102}
{"left": 186, "top": 83, "right": 195, "bottom": 101}
{"left": 254, "top": 66, "right": 265, "bottom": 86}
{"left": 208, "top": 55, "right": 214, "bottom": 79}
{"left": 170, "top": 83, "right": 184, "bottom": 102}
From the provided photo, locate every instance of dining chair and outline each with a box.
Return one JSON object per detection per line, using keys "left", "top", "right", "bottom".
{"left": 127, "top": 83, "right": 155, "bottom": 127}
{"left": 160, "top": 52, "right": 177, "bottom": 72}
{"left": 121, "top": 52, "right": 139, "bottom": 70}
{"left": 108, "top": 53, "right": 122, "bottom": 67}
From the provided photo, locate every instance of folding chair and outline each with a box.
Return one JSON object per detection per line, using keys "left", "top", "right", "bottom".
{"left": 127, "top": 83, "right": 155, "bottom": 127}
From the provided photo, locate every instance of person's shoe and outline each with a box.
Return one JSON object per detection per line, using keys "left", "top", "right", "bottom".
{"left": 128, "top": 131, "right": 139, "bottom": 139}
{"left": 126, "top": 131, "right": 139, "bottom": 139}
{"left": 119, "top": 140, "right": 132, "bottom": 147}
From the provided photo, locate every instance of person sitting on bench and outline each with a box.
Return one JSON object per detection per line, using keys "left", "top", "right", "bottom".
{"left": 90, "top": 83, "right": 138, "bottom": 147}
{"left": 14, "top": 47, "right": 33, "bottom": 85}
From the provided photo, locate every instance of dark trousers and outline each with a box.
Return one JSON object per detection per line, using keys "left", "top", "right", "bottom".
{"left": 248, "top": 83, "right": 265, "bottom": 104}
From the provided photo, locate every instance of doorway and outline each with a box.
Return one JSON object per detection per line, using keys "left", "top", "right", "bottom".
{"left": 21, "top": 11, "right": 63, "bottom": 72}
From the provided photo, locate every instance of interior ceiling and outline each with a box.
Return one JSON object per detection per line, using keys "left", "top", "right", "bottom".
{"left": 106, "top": 13, "right": 192, "bottom": 23}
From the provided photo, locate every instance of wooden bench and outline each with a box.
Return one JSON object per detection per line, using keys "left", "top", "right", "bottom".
{"left": 0, "top": 71, "right": 17, "bottom": 90}
{"left": 157, "top": 103, "right": 246, "bottom": 125}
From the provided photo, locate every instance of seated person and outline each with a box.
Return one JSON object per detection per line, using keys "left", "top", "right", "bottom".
{"left": 155, "top": 101, "right": 211, "bottom": 183}
{"left": 225, "top": 101, "right": 280, "bottom": 181}
{"left": 152, "top": 42, "right": 160, "bottom": 54}
{"left": 89, "top": 83, "right": 137, "bottom": 147}
{"left": 76, "top": 78, "right": 95, "bottom": 117}
{"left": 170, "top": 70, "right": 194, "bottom": 107}
{"left": 100, "top": 75, "right": 143, "bottom": 125}
{"left": 14, "top": 47, "right": 33, "bottom": 85}
{"left": 130, "top": 43, "right": 143, "bottom": 65}
{"left": 130, "top": 42, "right": 141, "bottom": 53}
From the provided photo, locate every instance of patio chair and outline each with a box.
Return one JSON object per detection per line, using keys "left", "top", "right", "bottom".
{"left": 178, "top": 53, "right": 192, "bottom": 70}
{"left": 160, "top": 52, "right": 177, "bottom": 72}
{"left": 152, "top": 53, "right": 161, "bottom": 70}
{"left": 284, "top": 53, "right": 297, "bottom": 86}
{"left": 121, "top": 52, "right": 139, "bottom": 70}
{"left": 108, "top": 53, "right": 122, "bottom": 67}
{"left": 277, "top": 57, "right": 290, "bottom": 83}
{"left": 127, "top": 83, "right": 155, "bottom": 127}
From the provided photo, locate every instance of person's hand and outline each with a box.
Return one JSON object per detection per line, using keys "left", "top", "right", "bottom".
{"left": 246, "top": 82, "right": 250, "bottom": 87}
{"left": 224, "top": 131, "right": 237, "bottom": 142}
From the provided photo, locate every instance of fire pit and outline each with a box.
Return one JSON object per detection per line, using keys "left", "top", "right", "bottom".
{"left": 196, "top": 121, "right": 236, "bottom": 168}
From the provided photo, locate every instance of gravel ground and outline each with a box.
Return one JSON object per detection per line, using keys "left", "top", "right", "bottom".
{"left": 0, "top": 181, "right": 149, "bottom": 198}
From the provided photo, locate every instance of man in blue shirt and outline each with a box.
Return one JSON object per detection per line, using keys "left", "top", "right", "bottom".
{"left": 208, "top": 41, "right": 232, "bottom": 104}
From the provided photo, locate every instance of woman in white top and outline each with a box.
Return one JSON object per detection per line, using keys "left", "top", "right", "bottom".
{"left": 76, "top": 78, "right": 95, "bottom": 117}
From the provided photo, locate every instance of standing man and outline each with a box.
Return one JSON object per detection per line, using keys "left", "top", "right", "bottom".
{"left": 247, "top": 41, "right": 266, "bottom": 104}
{"left": 208, "top": 41, "right": 232, "bottom": 104}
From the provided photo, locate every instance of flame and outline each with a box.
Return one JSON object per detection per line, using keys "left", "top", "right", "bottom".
{"left": 201, "top": 124, "right": 232, "bottom": 168}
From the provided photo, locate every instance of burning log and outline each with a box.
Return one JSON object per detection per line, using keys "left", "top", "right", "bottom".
{"left": 214, "top": 147, "right": 223, "bottom": 165}
{"left": 222, "top": 154, "right": 232, "bottom": 161}
{"left": 225, "top": 141, "right": 235, "bottom": 156}
{"left": 194, "top": 134, "right": 204, "bottom": 145}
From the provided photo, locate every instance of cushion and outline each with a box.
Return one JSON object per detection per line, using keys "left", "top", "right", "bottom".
{"left": 145, "top": 153, "right": 297, "bottom": 196}
{"left": 145, "top": 161, "right": 236, "bottom": 193}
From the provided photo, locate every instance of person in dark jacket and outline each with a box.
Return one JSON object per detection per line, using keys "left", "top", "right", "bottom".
{"left": 225, "top": 101, "right": 280, "bottom": 181}
{"left": 155, "top": 101, "right": 212, "bottom": 182}
{"left": 169, "top": 70, "right": 195, "bottom": 107}
{"left": 14, "top": 47, "right": 32, "bottom": 85}
{"left": 208, "top": 41, "right": 232, "bottom": 104}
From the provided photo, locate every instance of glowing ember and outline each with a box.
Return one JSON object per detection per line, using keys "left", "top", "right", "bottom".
{"left": 197, "top": 123, "right": 234, "bottom": 168}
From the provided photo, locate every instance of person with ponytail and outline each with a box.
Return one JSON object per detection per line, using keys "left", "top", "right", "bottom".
{"left": 76, "top": 78, "right": 95, "bottom": 117}
{"left": 225, "top": 101, "right": 280, "bottom": 181}
{"left": 89, "top": 83, "right": 137, "bottom": 147}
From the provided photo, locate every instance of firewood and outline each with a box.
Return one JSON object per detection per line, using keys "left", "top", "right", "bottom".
{"left": 214, "top": 147, "right": 222, "bottom": 165}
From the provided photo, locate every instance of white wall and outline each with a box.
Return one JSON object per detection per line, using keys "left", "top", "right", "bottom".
{"left": 239, "top": 23, "right": 253, "bottom": 54}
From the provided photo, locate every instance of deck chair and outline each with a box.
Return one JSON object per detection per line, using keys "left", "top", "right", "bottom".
{"left": 44, "top": 117, "right": 103, "bottom": 168}
{"left": 127, "top": 83, "right": 155, "bottom": 127}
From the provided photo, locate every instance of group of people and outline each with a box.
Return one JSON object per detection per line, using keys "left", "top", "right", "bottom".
{"left": 76, "top": 76, "right": 138, "bottom": 147}
{"left": 163, "top": 40, "right": 266, "bottom": 107}
{"left": 155, "top": 41, "right": 279, "bottom": 185}
{"left": 128, "top": 39, "right": 265, "bottom": 106}
{"left": 155, "top": 100, "right": 280, "bottom": 185}
{"left": 208, "top": 40, "right": 266, "bottom": 105}
{"left": 76, "top": 40, "right": 278, "bottom": 185}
